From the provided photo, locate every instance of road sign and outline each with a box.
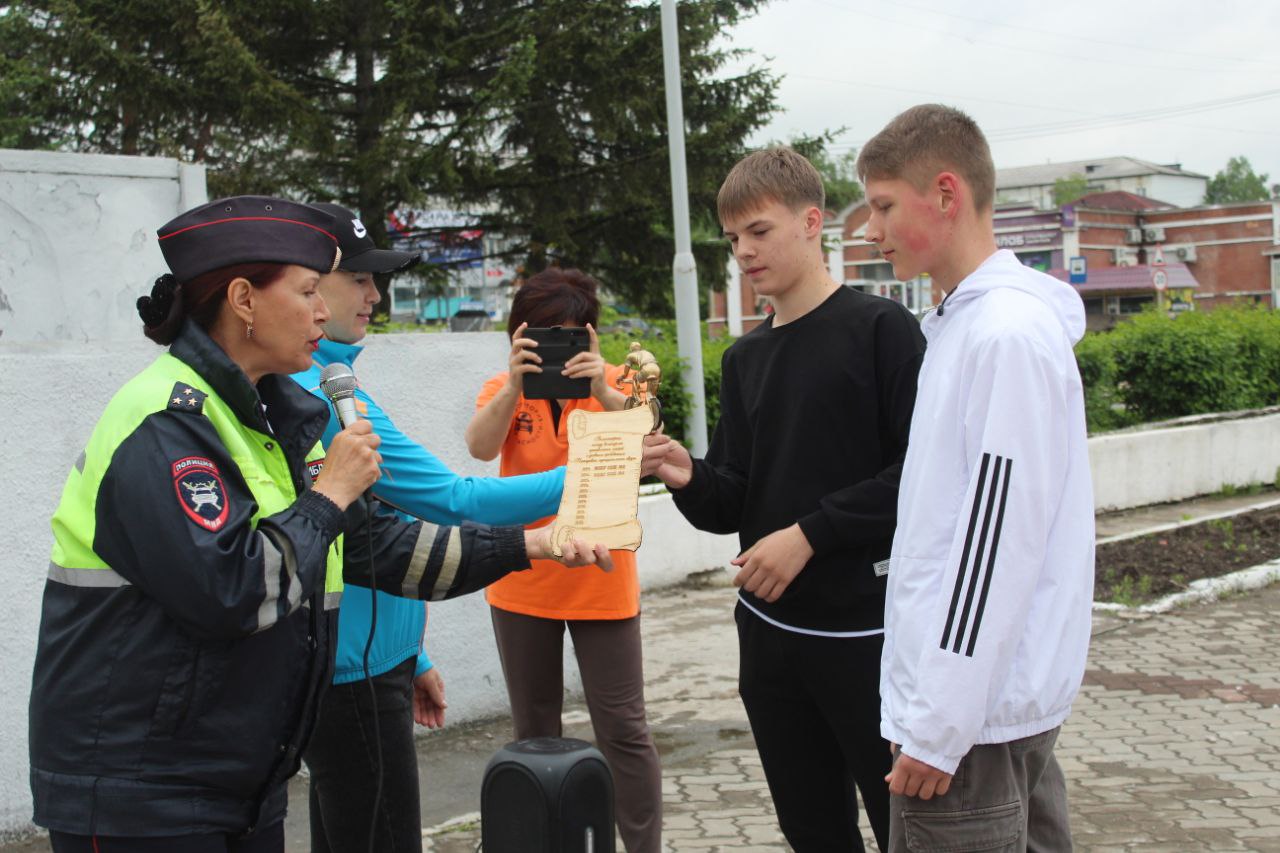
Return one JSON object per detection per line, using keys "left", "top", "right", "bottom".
{"left": 1068, "top": 256, "right": 1087, "bottom": 284}
{"left": 1152, "top": 269, "right": 1168, "bottom": 291}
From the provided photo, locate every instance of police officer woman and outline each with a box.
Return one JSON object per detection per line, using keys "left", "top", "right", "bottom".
{"left": 29, "top": 196, "right": 608, "bottom": 853}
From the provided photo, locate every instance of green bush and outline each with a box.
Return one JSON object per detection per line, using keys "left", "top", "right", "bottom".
{"left": 1214, "top": 306, "right": 1280, "bottom": 405}
{"left": 1074, "top": 305, "right": 1280, "bottom": 432}
{"left": 1109, "top": 307, "right": 1276, "bottom": 422}
{"left": 1073, "top": 332, "right": 1133, "bottom": 433}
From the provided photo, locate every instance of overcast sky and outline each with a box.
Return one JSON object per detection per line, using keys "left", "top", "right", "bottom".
{"left": 719, "top": 0, "right": 1280, "bottom": 191}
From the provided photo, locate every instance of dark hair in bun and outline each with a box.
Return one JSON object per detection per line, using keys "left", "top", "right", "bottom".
{"left": 137, "top": 274, "right": 185, "bottom": 345}
{"left": 138, "top": 263, "right": 290, "bottom": 345}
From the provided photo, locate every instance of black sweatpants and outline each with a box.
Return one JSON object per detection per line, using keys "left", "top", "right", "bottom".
{"left": 736, "top": 602, "right": 891, "bottom": 852}
{"left": 305, "top": 657, "right": 423, "bottom": 853}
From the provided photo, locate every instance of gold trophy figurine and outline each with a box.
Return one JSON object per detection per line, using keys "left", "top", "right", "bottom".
{"left": 616, "top": 342, "right": 663, "bottom": 433}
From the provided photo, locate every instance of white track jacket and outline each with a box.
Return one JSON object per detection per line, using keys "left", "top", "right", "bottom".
{"left": 881, "top": 249, "right": 1095, "bottom": 774}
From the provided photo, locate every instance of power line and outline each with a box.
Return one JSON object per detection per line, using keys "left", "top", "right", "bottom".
{"left": 787, "top": 74, "right": 1280, "bottom": 146}
{"left": 806, "top": 0, "right": 1269, "bottom": 76}
{"left": 986, "top": 89, "right": 1280, "bottom": 141}
{"left": 851, "top": 0, "right": 1280, "bottom": 70}
{"left": 789, "top": 73, "right": 1095, "bottom": 117}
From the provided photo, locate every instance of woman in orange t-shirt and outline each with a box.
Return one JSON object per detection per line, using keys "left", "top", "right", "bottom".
{"left": 465, "top": 268, "right": 662, "bottom": 853}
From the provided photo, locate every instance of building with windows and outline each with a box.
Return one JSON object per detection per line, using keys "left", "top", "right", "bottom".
{"left": 995, "top": 156, "right": 1208, "bottom": 210}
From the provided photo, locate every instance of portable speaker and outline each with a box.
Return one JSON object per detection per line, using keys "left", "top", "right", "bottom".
{"left": 481, "top": 737, "right": 615, "bottom": 853}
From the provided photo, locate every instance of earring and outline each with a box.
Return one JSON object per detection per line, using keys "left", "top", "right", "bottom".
{"left": 246, "top": 323, "right": 254, "bottom": 340}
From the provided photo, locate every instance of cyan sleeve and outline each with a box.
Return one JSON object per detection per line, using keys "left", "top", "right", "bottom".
{"left": 414, "top": 648, "right": 433, "bottom": 677}
{"left": 358, "top": 389, "right": 563, "bottom": 526}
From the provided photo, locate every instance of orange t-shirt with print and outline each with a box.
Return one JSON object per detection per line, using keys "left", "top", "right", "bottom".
{"left": 477, "top": 365, "right": 640, "bottom": 621}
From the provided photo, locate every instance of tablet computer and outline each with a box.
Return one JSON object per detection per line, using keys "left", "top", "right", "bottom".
{"left": 521, "top": 326, "right": 591, "bottom": 400}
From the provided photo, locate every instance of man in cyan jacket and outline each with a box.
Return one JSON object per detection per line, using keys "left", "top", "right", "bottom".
{"left": 860, "top": 104, "right": 1095, "bottom": 852}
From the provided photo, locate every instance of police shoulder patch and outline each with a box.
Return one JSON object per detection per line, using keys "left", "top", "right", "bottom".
{"left": 167, "top": 382, "right": 208, "bottom": 414}
{"left": 172, "top": 456, "right": 229, "bottom": 531}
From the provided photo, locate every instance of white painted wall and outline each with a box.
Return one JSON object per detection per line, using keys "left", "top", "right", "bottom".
{"left": 0, "top": 148, "right": 207, "bottom": 343}
{"left": 1089, "top": 409, "right": 1280, "bottom": 511}
{"left": 1145, "top": 173, "right": 1207, "bottom": 208}
{"left": 0, "top": 331, "right": 740, "bottom": 834}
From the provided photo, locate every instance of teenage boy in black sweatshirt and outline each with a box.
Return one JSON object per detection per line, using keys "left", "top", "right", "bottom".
{"left": 651, "top": 147, "right": 925, "bottom": 851}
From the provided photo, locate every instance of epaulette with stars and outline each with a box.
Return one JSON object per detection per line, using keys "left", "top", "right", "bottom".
{"left": 167, "top": 382, "right": 208, "bottom": 414}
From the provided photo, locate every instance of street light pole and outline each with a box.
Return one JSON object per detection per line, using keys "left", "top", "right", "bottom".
{"left": 660, "top": 0, "right": 708, "bottom": 456}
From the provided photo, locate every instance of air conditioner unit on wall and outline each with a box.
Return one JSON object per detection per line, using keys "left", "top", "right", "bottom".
{"left": 1143, "top": 226, "right": 1166, "bottom": 243}
{"left": 1113, "top": 249, "right": 1137, "bottom": 267}
{"left": 1125, "top": 228, "right": 1143, "bottom": 244}
{"left": 1173, "top": 244, "right": 1197, "bottom": 262}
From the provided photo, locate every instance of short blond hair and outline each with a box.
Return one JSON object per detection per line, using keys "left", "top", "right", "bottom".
{"left": 857, "top": 104, "right": 995, "bottom": 212}
{"left": 717, "top": 147, "right": 825, "bottom": 222}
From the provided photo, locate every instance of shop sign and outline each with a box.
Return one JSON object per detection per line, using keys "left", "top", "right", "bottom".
{"left": 995, "top": 230, "right": 1057, "bottom": 249}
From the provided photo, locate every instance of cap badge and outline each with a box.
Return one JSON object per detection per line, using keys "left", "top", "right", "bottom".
{"left": 351, "top": 219, "right": 368, "bottom": 239}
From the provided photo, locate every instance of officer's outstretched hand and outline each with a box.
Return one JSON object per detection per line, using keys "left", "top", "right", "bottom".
{"left": 312, "top": 420, "right": 382, "bottom": 510}
{"left": 525, "top": 528, "right": 614, "bottom": 572}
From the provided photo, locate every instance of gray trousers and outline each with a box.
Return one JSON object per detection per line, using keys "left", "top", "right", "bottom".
{"left": 889, "top": 727, "right": 1072, "bottom": 853}
{"left": 490, "top": 607, "right": 663, "bottom": 853}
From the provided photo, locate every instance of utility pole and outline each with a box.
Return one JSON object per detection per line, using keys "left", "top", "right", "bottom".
{"left": 660, "top": 0, "right": 708, "bottom": 455}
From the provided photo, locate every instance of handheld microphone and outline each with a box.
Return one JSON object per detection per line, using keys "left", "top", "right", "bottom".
{"left": 319, "top": 362, "right": 361, "bottom": 428}
{"left": 319, "top": 361, "right": 374, "bottom": 502}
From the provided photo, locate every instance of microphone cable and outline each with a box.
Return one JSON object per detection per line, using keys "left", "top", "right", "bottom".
{"left": 318, "top": 362, "right": 385, "bottom": 851}
{"left": 361, "top": 497, "right": 383, "bottom": 853}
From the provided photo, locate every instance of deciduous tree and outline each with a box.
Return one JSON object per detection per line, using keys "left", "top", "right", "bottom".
{"left": 1204, "top": 156, "right": 1270, "bottom": 204}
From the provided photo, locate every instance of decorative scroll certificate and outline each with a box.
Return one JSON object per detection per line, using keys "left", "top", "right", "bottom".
{"left": 549, "top": 406, "right": 655, "bottom": 556}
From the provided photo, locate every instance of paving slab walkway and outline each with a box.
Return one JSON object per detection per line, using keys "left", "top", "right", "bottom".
{"left": 406, "top": 579, "right": 1280, "bottom": 852}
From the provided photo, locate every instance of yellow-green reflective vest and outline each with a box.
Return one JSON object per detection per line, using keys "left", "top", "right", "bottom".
{"left": 50, "top": 352, "right": 344, "bottom": 603}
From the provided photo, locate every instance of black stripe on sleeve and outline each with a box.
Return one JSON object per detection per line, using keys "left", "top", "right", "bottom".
{"left": 951, "top": 455, "right": 1006, "bottom": 654}
{"left": 941, "top": 452, "right": 992, "bottom": 650}
{"left": 964, "top": 457, "right": 1013, "bottom": 657}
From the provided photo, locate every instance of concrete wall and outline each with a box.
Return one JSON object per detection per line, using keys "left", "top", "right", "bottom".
{"left": 0, "top": 331, "right": 739, "bottom": 834}
{"left": 0, "top": 148, "right": 207, "bottom": 343}
{"left": 1089, "top": 409, "right": 1280, "bottom": 512}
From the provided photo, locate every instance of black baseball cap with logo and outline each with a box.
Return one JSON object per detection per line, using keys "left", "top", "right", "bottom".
{"left": 311, "top": 202, "right": 420, "bottom": 274}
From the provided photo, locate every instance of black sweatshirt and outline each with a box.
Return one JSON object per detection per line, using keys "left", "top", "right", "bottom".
{"left": 672, "top": 286, "right": 925, "bottom": 632}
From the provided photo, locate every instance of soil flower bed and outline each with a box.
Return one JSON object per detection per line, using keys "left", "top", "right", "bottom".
{"left": 1095, "top": 505, "right": 1280, "bottom": 605}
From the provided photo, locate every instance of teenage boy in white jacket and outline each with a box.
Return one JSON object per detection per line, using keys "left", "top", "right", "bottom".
{"left": 858, "top": 104, "right": 1094, "bottom": 852}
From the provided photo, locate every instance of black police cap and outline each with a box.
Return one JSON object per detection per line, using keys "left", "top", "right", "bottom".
{"left": 157, "top": 196, "right": 342, "bottom": 283}
{"left": 312, "top": 202, "right": 420, "bottom": 274}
